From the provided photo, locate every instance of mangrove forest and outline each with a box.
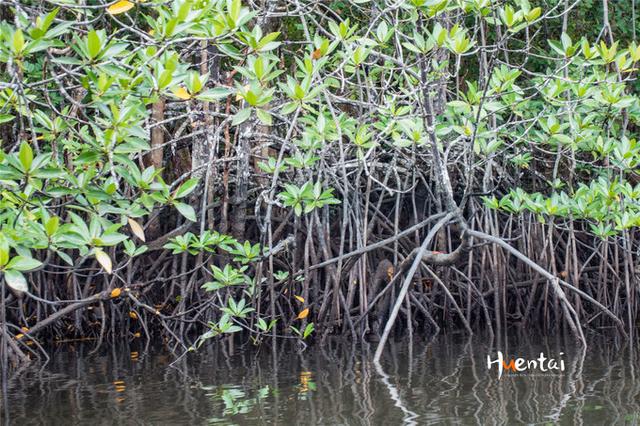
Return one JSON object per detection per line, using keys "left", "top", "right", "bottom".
{"left": 0, "top": 0, "right": 639, "bottom": 397}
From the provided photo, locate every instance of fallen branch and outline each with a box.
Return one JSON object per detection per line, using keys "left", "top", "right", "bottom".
{"left": 23, "top": 289, "right": 114, "bottom": 337}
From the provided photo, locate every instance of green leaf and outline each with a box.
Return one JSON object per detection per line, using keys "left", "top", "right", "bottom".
{"left": 174, "top": 178, "right": 199, "bottom": 199}
{"left": 175, "top": 202, "right": 196, "bottom": 222}
{"left": 229, "top": 0, "right": 241, "bottom": 23}
{"left": 12, "top": 29, "right": 25, "bottom": 54}
{"left": 19, "top": 141, "right": 33, "bottom": 171}
{"left": 45, "top": 216, "right": 59, "bottom": 236}
{"left": 256, "top": 109, "right": 272, "bottom": 126}
{"left": 257, "top": 318, "right": 268, "bottom": 331}
{"left": 87, "top": 30, "right": 101, "bottom": 59}
{"left": 553, "top": 134, "right": 573, "bottom": 145}
{"left": 98, "top": 233, "right": 129, "bottom": 246}
{"left": 526, "top": 7, "right": 541, "bottom": 21}
{"left": 6, "top": 256, "right": 42, "bottom": 272}
{"left": 4, "top": 270, "right": 28, "bottom": 293}
{"left": 45, "top": 21, "right": 73, "bottom": 39}
{"left": 232, "top": 108, "right": 251, "bottom": 126}
{"left": 281, "top": 102, "right": 298, "bottom": 115}
{"left": 196, "top": 87, "right": 233, "bottom": 101}
{"left": 303, "top": 322, "right": 314, "bottom": 339}
{"left": 55, "top": 250, "right": 73, "bottom": 266}
{"left": 0, "top": 235, "right": 8, "bottom": 268}
{"left": 0, "top": 114, "right": 14, "bottom": 124}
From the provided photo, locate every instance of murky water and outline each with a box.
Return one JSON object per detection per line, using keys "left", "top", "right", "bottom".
{"left": 2, "top": 332, "right": 639, "bottom": 425}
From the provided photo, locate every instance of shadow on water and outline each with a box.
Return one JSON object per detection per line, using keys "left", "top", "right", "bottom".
{"left": 1, "top": 331, "right": 639, "bottom": 425}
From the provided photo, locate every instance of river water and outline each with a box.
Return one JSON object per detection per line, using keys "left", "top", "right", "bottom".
{"left": 1, "top": 331, "right": 639, "bottom": 425}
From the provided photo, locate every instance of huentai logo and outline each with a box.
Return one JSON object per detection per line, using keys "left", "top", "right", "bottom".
{"left": 487, "top": 351, "right": 565, "bottom": 379}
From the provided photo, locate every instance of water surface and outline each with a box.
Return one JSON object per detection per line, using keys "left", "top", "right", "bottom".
{"left": 2, "top": 332, "right": 639, "bottom": 425}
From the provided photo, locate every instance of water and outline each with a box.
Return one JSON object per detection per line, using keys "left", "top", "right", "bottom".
{"left": 2, "top": 332, "right": 639, "bottom": 425}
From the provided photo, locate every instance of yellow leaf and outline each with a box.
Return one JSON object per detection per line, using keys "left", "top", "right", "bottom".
{"left": 294, "top": 295, "right": 305, "bottom": 303}
{"left": 110, "top": 288, "right": 122, "bottom": 298}
{"left": 129, "top": 311, "right": 138, "bottom": 320}
{"left": 127, "top": 218, "right": 146, "bottom": 242}
{"left": 133, "top": 332, "right": 141, "bottom": 338}
{"left": 296, "top": 308, "right": 309, "bottom": 320}
{"left": 15, "top": 333, "right": 24, "bottom": 340}
{"left": 300, "top": 371, "right": 312, "bottom": 386}
{"left": 107, "top": 0, "right": 134, "bottom": 15}
{"left": 95, "top": 248, "right": 113, "bottom": 274}
{"left": 173, "top": 87, "right": 192, "bottom": 100}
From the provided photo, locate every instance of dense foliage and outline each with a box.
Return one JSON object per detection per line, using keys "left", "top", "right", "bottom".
{"left": 0, "top": 0, "right": 639, "bottom": 365}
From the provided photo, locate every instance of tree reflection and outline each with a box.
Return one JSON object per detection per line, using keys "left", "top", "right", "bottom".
{"left": 1, "top": 333, "right": 639, "bottom": 425}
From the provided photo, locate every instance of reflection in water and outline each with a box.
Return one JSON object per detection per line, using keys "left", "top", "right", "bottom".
{"left": 1, "top": 332, "right": 639, "bottom": 425}
{"left": 204, "top": 385, "right": 271, "bottom": 421}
